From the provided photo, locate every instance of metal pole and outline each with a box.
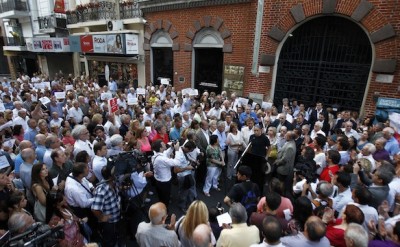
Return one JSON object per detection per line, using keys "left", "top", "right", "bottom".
{"left": 234, "top": 142, "right": 252, "bottom": 170}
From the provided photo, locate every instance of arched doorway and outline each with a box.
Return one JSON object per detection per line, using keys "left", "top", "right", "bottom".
{"left": 274, "top": 16, "right": 372, "bottom": 111}
{"left": 151, "top": 30, "right": 173, "bottom": 86}
{"left": 193, "top": 27, "right": 224, "bottom": 94}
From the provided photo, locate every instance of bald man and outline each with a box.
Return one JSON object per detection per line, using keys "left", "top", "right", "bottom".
{"left": 193, "top": 224, "right": 212, "bottom": 247}
{"left": 135, "top": 202, "right": 179, "bottom": 247}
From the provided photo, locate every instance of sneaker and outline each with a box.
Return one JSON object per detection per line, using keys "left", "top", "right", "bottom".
{"left": 204, "top": 192, "right": 210, "bottom": 197}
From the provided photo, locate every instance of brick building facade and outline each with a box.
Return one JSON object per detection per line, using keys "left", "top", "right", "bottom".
{"left": 142, "top": 0, "right": 399, "bottom": 115}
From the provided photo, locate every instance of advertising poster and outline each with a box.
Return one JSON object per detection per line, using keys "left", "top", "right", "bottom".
{"left": 80, "top": 35, "right": 94, "bottom": 53}
{"left": 106, "top": 34, "right": 123, "bottom": 54}
{"left": 125, "top": 34, "right": 138, "bottom": 55}
{"left": 93, "top": 35, "right": 107, "bottom": 53}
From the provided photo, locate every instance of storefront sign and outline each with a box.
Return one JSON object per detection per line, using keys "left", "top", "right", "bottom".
{"left": 26, "top": 38, "right": 70, "bottom": 52}
{"left": 106, "top": 34, "right": 124, "bottom": 54}
{"left": 69, "top": 36, "right": 81, "bottom": 52}
{"left": 93, "top": 35, "right": 107, "bottom": 53}
{"left": 125, "top": 34, "right": 138, "bottom": 55}
{"left": 80, "top": 35, "right": 94, "bottom": 53}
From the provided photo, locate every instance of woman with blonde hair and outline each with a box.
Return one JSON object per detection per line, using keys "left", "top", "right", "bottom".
{"left": 129, "top": 119, "right": 140, "bottom": 136}
{"left": 176, "top": 200, "right": 214, "bottom": 246}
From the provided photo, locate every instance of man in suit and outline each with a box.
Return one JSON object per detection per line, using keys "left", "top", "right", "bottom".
{"left": 273, "top": 131, "right": 297, "bottom": 198}
{"left": 271, "top": 113, "right": 293, "bottom": 132}
{"left": 334, "top": 110, "right": 357, "bottom": 131}
{"left": 196, "top": 120, "right": 210, "bottom": 185}
{"left": 317, "top": 112, "right": 330, "bottom": 136}
{"left": 309, "top": 102, "right": 329, "bottom": 127}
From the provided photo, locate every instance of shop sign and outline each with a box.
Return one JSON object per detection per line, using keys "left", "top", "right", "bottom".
{"left": 26, "top": 37, "right": 70, "bottom": 52}
{"left": 69, "top": 36, "right": 81, "bottom": 52}
{"left": 106, "top": 34, "right": 124, "bottom": 54}
{"left": 125, "top": 34, "right": 138, "bottom": 55}
{"left": 93, "top": 35, "right": 107, "bottom": 53}
{"left": 80, "top": 35, "right": 94, "bottom": 53}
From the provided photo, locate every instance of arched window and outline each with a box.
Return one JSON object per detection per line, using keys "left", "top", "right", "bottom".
{"left": 193, "top": 28, "right": 224, "bottom": 94}
{"left": 275, "top": 16, "right": 372, "bottom": 112}
{"left": 151, "top": 30, "right": 173, "bottom": 86}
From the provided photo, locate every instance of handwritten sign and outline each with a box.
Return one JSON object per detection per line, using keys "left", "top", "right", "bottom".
{"left": 101, "top": 92, "right": 112, "bottom": 101}
{"left": 238, "top": 97, "right": 249, "bottom": 106}
{"left": 262, "top": 101, "right": 273, "bottom": 109}
{"left": 136, "top": 88, "right": 146, "bottom": 95}
{"left": 108, "top": 98, "right": 118, "bottom": 113}
{"left": 39, "top": 97, "right": 51, "bottom": 105}
{"left": 160, "top": 78, "right": 170, "bottom": 85}
{"left": 54, "top": 92, "right": 66, "bottom": 99}
{"left": 65, "top": 85, "right": 74, "bottom": 91}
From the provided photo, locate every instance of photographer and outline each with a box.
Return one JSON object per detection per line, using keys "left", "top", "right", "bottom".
{"left": 174, "top": 140, "right": 197, "bottom": 212}
{"left": 151, "top": 139, "right": 181, "bottom": 207}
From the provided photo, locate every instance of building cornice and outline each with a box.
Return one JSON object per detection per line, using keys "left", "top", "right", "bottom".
{"left": 139, "top": 0, "right": 253, "bottom": 13}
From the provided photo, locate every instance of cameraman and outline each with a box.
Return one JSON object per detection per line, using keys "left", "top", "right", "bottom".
{"left": 174, "top": 140, "right": 197, "bottom": 212}
{"left": 151, "top": 139, "right": 183, "bottom": 207}
{"left": 8, "top": 212, "right": 35, "bottom": 236}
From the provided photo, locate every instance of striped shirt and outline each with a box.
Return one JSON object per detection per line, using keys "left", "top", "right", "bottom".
{"left": 91, "top": 182, "right": 121, "bottom": 223}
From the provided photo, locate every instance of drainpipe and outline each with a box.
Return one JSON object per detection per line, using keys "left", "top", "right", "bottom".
{"left": 251, "top": 0, "right": 264, "bottom": 76}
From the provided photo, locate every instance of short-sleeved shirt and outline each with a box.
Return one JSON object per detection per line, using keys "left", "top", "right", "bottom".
{"left": 91, "top": 183, "right": 121, "bottom": 223}
{"left": 206, "top": 145, "right": 221, "bottom": 167}
{"left": 249, "top": 134, "right": 270, "bottom": 157}
{"left": 227, "top": 181, "right": 260, "bottom": 203}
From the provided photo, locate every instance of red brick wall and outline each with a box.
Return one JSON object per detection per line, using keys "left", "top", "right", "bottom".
{"left": 143, "top": 0, "right": 399, "bottom": 116}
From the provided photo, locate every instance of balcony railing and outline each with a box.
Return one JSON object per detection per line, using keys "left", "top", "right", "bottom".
{"left": 7, "top": 36, "right": 26, "bottom": 46}
{"left": 0, "top": 0, "right": 28, "bottom": 13}
{"left": 120, "top": 1, "right": 142, "bottom": 19}
{"left": 66, "top": 1, "right": 142, "bottom": 24}
{"left": 38, "top": 14, "right": 67, "bottom": 31}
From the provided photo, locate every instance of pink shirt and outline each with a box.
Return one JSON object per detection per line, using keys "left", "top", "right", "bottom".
{"left": 257, "top": 196, "right": 293, "bottom": 219}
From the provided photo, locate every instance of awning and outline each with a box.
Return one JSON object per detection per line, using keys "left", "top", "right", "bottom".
{"left": 85, "top": 54, "right": 140, "bottom": 63}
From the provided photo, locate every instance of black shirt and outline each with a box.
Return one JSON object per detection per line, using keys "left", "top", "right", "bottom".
{"left": 249, "top": 134, "right": 270, "bottom": 157}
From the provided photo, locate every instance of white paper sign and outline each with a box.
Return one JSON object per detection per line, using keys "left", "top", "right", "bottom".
{"left": 0, "top": 103, "right": 5, "bottom": 112}
{"left": 65, "top": 85, "right": 74, "bottom": 91}
{"left": 127, "top": 97, "right": 138, "bottom": 105}
{"left": 182, "top": 88, "right": 191, "bottom": 95}
{"left": 43, "top": 82, "right": 51, "bottom": 89}
{"left": 189, "top": 89, "right": 199, "bottom": 96}
{"left": 54, "top": 92, "right": 66, "bottom": 99}
{"left": 160, "top": 78, "right": 170, "bottom": 85}
{"left": 0, "top": 155, "right": 11, "bottom": 170}
{"left": 389, "top": 112, "right": 400, "bottom": 134}
{"left": 101, "top": 92, "right": 112, "bottom": 101}
{"left": 39, "top": 97, "right": 51, "bottom": 105}
{"left": 216, "top": 212, "right": 232, "bottom": 227}
{"left": 136, "top": 88, "right": 146, "bottom": 95}
{"left": 262, "top": 101, "right": 273, "bottom": 109}
{"left": 34, "top": 83, "right": 45, "bottom": 90}
{"left": 145, "top": 126, "right": 151, "bottom": 133}
{"left": 238, "top": 97, "right": 249, "bottom": 106}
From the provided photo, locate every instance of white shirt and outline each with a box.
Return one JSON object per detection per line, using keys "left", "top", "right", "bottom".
{"left": 207, "top": 107, "right": 222, "bottom": 119}
{"left": 64, "top": 176, "right": 94, "bottom": 208}
{"left": 103, "top": 121, "right": 115, "bottom": 136}
{"left": 201, "top": 129, "right": 210, "bottom": 144}
{"left": 143, "top": 113, "right": 154, "bottom": 123}
{"left": 92, "top": 155, "right": 108, "bottom": 181}
{"left": 227, "top": 131, "right": 243, "bottom": 151}
{"left": 12, "top": 116, "right": 29, "bottom": 131}
{"left": 333, "top": 187, "right": 353, "bottom": 217}
{"left": 175, "top": 148, "right": 191, "bottom": 177}
{"left": 151, "top": 148, "right": 180, "bottom": 182}
{"left": 357, "top": 153, "right": 376, "bottom": 171}
{"left": 68, "top": 107, "right": 84, "bottom": 123}
{"left": 43, "top": 149, "right": 54, "bottom": 169}
{"left": 50, "top": 118, "right": 63, "bottom": 128}
{"left": 250, "top": 242, "right": 286, "bottom": 247}
{"left": 73, "top": 139, "right": 95, "bottom": 159}
{"left": 241, "top": 126, "right": 254, "bottom": 146}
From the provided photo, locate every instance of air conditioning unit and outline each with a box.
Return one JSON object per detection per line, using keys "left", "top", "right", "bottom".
{"left": 107, "top": 20, "right": 124, "bottom": 31}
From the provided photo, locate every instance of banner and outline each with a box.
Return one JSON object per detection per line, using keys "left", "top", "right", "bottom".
{"left": 109, "top": 98, "right": 118, "bottom": 113}
{"left": 26, "top": 37, "right": 70, "bottom": 53}
{"left": 106, "top": 34, "right": 124, "bottom": 54}
{"left": 54, "top": 0, "right": 65, "bottom": 13}
{"left": 80, "top": 35, "right": 94, "bottom": 53}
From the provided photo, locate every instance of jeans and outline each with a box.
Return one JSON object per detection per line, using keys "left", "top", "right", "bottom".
{"left": 203, "top": 166, "right": 221, "bottom": 193}
{"left": 227, "top": 148, "right": 239, "bottom": 179}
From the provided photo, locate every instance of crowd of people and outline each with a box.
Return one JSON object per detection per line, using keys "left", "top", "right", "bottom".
{"left": 0, "top": 72, "right": 399, "bottom": 247}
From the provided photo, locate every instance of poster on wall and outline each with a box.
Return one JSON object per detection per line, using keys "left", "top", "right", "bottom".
{"left": 106, "top": 34, "right": 124, "bottom": 54}
{"left": 80, "top": 35, "right": 94, "bottom": 53}
{"left": 125, "top": 34, "right": 138, "bottom": 55}
{"left": 223, "top": 65, "right": 245, "bottom": 97}
{"left": 93, "top": 35, "right": 107, "bottom": 53}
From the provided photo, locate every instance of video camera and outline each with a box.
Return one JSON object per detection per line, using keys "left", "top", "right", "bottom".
{"left": 107, "top": 150, "right": 149, "bottom": 177}
{"left": 3, "top": 222, "right": 64, "bottom": 247}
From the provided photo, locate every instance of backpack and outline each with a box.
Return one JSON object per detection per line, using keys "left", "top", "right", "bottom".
{"left": 239, "top": 183, "right": 258, "bottom": 217}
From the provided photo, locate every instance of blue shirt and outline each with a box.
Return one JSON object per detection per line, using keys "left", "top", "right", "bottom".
{"left": 385, "top": 137, "right": 400, "bottom": 157}
{"left": 213, "top": 130, "right": 227, "bottom": 151}
{"left": 339, "top": 150, "right": 350, "bottom": 165}
{"left": 14, "top": 154, "right": 23, "bottom": 174}
{"left": 4, "top": 102, "right": 14, "bottom": 110}
{"left": 35, "top": 145, "right": 46, "bottom": 163}
{"left": 24, "top": 128, "right": 38, "bottom": 147}
{"left": 169, "top": 127, "right": 182, "bottom": 141}
{"left": 239, "top": 112, "right": 258, "bottom": 126}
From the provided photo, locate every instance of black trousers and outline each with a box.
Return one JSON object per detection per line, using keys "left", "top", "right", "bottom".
{"left": 100, "top": 221, "right": 120, "bottom": 247}
{"left": 155, "top": 179, "right": 172, "bottom": 207}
